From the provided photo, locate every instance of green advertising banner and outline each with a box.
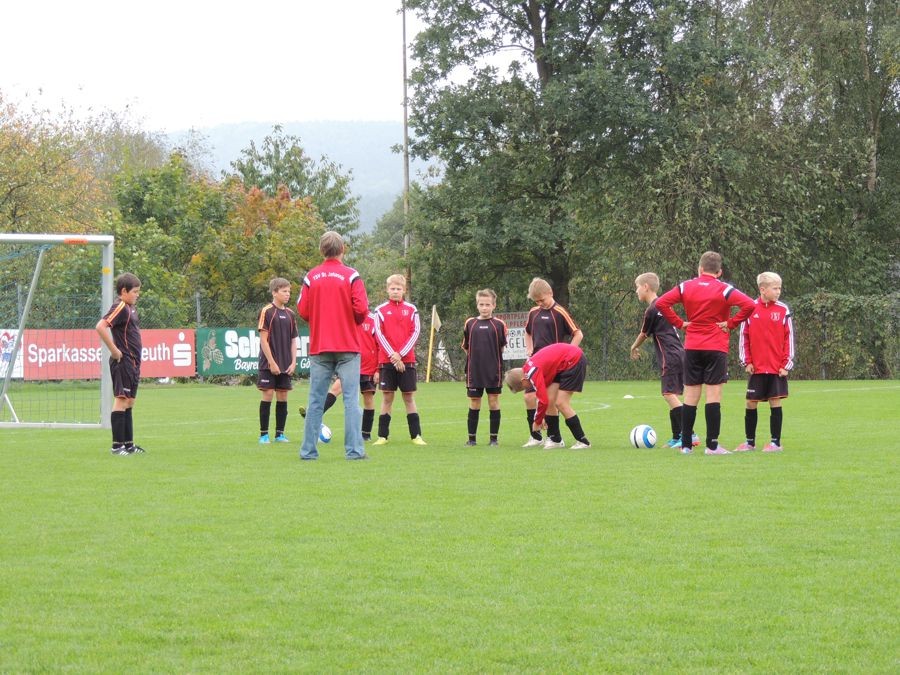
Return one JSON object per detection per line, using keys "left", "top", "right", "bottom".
{"left": 196, "top": 327, "right": 311, "bottom": 376}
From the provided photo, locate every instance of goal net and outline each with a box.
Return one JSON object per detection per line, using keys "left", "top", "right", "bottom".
{"left": 0, "top": 234, "right": 114, "bottom": 428}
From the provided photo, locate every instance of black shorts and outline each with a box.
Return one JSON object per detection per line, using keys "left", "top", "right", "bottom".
{"left": 359, "top": 375, "right": 377, "bottom": 393}
{"left": 110, "top": 358, "right": 139, "bottom": 399}
{"left": 379, "top": 363, "right": 417, "bottom": 392}
{"left": 661, "top": 369, "right": 684, "bottom": 396}
{"left": 467, "top": 386, "right": 503, "bottom": 398}
{"left": 557, "top": 355, "right": 587, "bottom": 392}
{"left": 683, "top": 350, "right": 728, "bottom": 386}
{"left": 746, "top": 373, "right": 788, "bottom": 401}
{"left": 257, "top": 369, "right": 293, "bottom": 391}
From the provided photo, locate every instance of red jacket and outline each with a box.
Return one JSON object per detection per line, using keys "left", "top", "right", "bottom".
{"left": 297, "top": 258, "right": 369, "bottom": 355}
{"left": 739, "top": 299, "right": 795, "bottom": 373}
{"left": 374, "top": 299, "right": 420, "bottom": 364}
{"left": 656, "top": 273, "right": 755, "bottom": 352}
{"left": 523, "top": 343, "right": 584, "bottom": 426}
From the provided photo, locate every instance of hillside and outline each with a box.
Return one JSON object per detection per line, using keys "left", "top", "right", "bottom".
{"left": 168, "top": 121, "right": 430, "bottom": 232}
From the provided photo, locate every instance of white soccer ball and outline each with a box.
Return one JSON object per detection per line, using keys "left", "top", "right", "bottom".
{"left": 318, "top": 423, "right": 332, "bottom": 443}
{"left": 630, "top": 424, "right": 656, "bottom": 448}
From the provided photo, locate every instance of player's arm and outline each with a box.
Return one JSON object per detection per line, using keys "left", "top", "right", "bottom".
{"left": 726, "top": 289, "right": 756, "bottom": 329}
{"left": 297, "top": 277, "right": 311, "bottom": 321}
{"left": 655, "top": 286, "right": 685, "bottom": 328}
{"left": 524, "top": 312, "right": 535, "bottom": 356}
{"left": 95, "top": 318, "right": 122, "bottom": 361}
{"left": 570, "top": 328, "right": 583, "bottom": 348}
{"left": 781, "top": 310, "right": 795, "bottom": 376}
{"left": 461, "top": 318, "right": 471, "bottom": 353}
{"left": 738, "top": 320, "right": 753, "bottom": 373}
{"left": 630, "top": 333, "right": 648, "bottom": 360}
{"left": 350, "top": 274, "right": 369, "bottom": 324}
{"left": 530, "top": 371, "right": 549, "bottom": 429}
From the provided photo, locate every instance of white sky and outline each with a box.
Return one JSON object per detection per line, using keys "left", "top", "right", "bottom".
{"left": 1, "top": 0, "right": 417, "bottom": 131}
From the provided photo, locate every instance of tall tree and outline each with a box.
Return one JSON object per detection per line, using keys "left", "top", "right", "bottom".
{"left": 229, "top": 125, "right": 360, "bottom": 235}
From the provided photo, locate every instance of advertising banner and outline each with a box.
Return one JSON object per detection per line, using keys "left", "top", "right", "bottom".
{"left": 0, "top": 329, "right": 196, "bottom": 380}
{"left": 495, "top": 312, "right": 529, "bottom": 362}
{"left": 196, "top": 326, "right": 311, "bottom": 376}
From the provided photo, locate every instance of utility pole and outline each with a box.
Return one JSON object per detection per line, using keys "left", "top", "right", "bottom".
{"left": 402, "top": 0, "right": 412, "bottom": 297}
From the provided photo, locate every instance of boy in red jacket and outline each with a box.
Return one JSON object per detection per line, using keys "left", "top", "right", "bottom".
{"left": 373, "top": 274, "right": 426, "bottom": 445}
{"left": 656, "top": 251, "right": 755, "bottom": 455}
{"left": 735, "top": 272, "right": 794, "bottom": 452}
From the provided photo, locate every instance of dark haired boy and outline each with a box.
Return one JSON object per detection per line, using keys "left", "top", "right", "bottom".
{"left": 95, "top": 273, "right": 145, "bottom": 455}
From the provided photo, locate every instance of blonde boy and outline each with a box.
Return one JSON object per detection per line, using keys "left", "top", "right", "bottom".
{"left": 630, "top": 272, "right": 698, "bottom": 448}
{"left": 735, "top": 272, "right": 795, "bottom": 452}
{"left": 521, "top": 277, "right": 583, "bottom": 447}
{"left": 373, "top": 274, "right": 426, "bottom": 445}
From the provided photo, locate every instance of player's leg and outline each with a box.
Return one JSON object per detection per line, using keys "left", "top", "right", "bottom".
{"left": 360, "top": 377, "right": 376, "bottom": 441}
{"left": 701, "top": 352, "right": 729, "bottom": 454}
{"left": 335, "top": 352, "right": 364, "bottom": 459}
{"left": 764, "top": 376, "right": 787, "bottom": 451}
{"left": 258, "top": 369, "right": 276, "bottom": 443}
{"left": 557, "top": 357, "right": 590, "bottom": 448}
{"left": 375, "top": 365, "right": 397, "bottom": 444}
{"left": 300, "top": 353, "right": 336, "bottom": 460}
{"left": 273, "top": 385, "right": 290, "bottom": 442}
{"left": 543, "top": 383, "right": 564, "bottom": 447}
{"left": 467, "top": 388, "right": 483, "bottom": 445}
{"left": 323, "top": 377, "right": 343, "bottom": 415}
{"left": 523, "top": 389, "right": 542, "bottom": 445}
{"left": 487, "top": 391, "right": 501, "bottom": 446}
{"left": 679, "top": 350, "right": 704, "bottom": 453}
{"left": 736, "top": 376, "right": 760, "bottom": 451}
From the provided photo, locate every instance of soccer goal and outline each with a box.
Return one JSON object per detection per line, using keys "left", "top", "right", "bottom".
{"left": 0, "top": 234, "right": 114, "bottom": 429}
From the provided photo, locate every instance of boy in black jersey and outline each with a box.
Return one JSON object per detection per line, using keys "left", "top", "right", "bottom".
{"left": 257, "top": 277, "right": 299, "bottom": 444}
{"left": 461, "top": 289, "right": 508, "bottom": 446}
{"left": 630, "top": 272, "right": 698, "bottom": 448}
{"left": 96, "top": 273, "right": 144, "bottom": 455}
{"left": 521, "top": 277, "right": 583, "bottom": 447}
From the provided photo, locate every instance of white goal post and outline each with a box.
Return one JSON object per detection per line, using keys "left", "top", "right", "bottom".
{"left": 0, "top": 233, "right": 115, "bottom": 429}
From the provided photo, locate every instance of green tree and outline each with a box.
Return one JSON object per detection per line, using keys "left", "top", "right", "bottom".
{"left": 229, "top": 125, "right": 360, "bottom": 235}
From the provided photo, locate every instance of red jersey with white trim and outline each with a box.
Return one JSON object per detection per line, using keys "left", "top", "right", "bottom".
{"left": 656, "top": 273, "right": 755, "bottom": 352}
{"left": 523, "top": 343, "right": 583, "bottom": 426}
{"left": 297, "top": 258, "right": 369, "bottom": 355}
{"left": 358, "top": 312, "right": 378, "bottom": 376}
{"left": 375, "top": 299, "right": 420, "bottom": 364}
{"left": 739, "top": 299, "right": 795, "bottom": 373}
{"left": 525, "top": 302, "right": 579, "bottom": 353}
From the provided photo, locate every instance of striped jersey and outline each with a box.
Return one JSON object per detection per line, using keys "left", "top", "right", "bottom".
{"left": 639, "top": 298, "right": 685, "bottom": 375}
{"left": 739, "top": 299, "right": 795, "bottom": 373}
{"left": 525, "top": 302, "right": 580, "bottom": 353}
{"left": 375, "top": 299, "right": 420, "bottom": 364}
{"left": 101, "top": 300, "right": 142, "bottom": 370}
{"left": 257, "top": 303, "right": 298, "bottom": 372}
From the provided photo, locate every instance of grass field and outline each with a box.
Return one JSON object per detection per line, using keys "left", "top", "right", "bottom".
{"left": 1, "top": 380, "right": 898, "bottom": 672}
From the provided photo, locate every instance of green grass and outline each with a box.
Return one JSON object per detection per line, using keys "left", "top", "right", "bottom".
{"left": 1, "top": 380, "right": 898, "bottom": 672}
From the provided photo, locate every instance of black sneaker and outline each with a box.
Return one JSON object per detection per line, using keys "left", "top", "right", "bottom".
{"left": 362, "top": 432, "right": 371, "bottom": 441}
{"left": 124, "top": 445, "right": 146, "bottom": 454}
{"left": 465, "top": 439, "right": 477, "bottom": 446}
{"left": 111, "top": 446, "right": 129, "bottom": 455}
{"left": 489, "top": 439, "right": 499, "bottom": 447}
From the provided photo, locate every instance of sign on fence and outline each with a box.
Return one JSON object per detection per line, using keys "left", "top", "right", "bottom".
{"left": 495, "top": 312, "right": 529, "bottom": 362}
{"left": 196, "top": 327, "right": 311, "bottom": 376}
{"left": 0, "top": 329, "right": 196, "bottom": 379}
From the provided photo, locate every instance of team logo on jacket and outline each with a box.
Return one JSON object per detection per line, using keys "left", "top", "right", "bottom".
{"left": 771, "top": 312, "right": 781, "bottom": 320}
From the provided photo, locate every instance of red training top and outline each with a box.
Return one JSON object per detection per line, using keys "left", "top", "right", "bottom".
{"left": 656, "top": 273, "right": 755, "bottom": 352}
{"left": 739, "top": 299, "right": 795, "bottom": 373}
{"left": 358, "top": 311, "right": 379, "bottom": 376}
{"left": 523, "top": 342, "right": 584, "bottom": 426}
{"left": 297, "top": 258, "right": 369, "bottom": 355}
{"left": 374, "top": 299, "right": 421, "bottom": 364}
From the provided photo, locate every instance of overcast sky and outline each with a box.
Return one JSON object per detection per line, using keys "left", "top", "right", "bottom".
{"left": 1, "top": 0, "right": 418, "bottom": 131}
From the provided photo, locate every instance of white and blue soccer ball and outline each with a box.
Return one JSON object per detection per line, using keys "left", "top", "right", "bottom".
{"left": 318, "top": 423, "right": 332, "bottom": 444}
{"left": 630, "top": 424, "right": 656, "bottom": 448}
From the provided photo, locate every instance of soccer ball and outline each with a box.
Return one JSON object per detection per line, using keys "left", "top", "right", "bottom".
{"left": 629, "top": 424, "right": 656, "bottom": 448}
{"left": 319, "top": 424, "right": 332, "bottom": 443}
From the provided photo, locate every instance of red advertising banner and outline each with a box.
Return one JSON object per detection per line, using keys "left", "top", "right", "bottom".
{"left": 21, "top": 329, "right": 195, "bottom": 380}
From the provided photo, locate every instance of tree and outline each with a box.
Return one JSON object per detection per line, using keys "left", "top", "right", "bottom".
{"left": 229, "top": 125, "right": 360, "bottom": 235}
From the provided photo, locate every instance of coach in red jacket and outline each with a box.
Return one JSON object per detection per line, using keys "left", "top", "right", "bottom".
{"left": 297, "top": 231, "right": 370, "bottom": 460}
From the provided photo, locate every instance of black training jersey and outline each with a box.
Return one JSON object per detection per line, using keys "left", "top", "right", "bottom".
{"left": 102, "top": 300, "right": 142, "bottom": 369}
{"left": 257, "top": 303, "right": 298, "bottom": 371}
{"left": 640, "top": 299, "right": 685, "bottom": 375}
{"left": 525, "top": 302, "right": 579, "bottom": 354}
{"left": 462, "top": 316, "right": 507, "bottom": 389}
